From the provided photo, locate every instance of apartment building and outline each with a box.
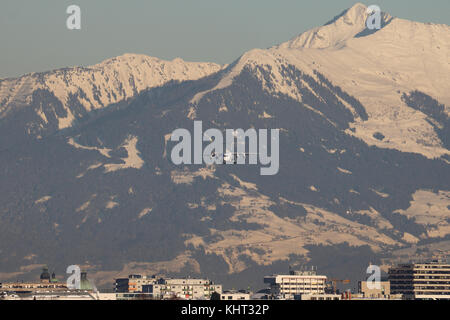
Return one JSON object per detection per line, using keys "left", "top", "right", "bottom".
{"left": 143, "top": 278, "right": 222, "bottom": 300}
{"left": 114, "top": 274, "right": 160, "bottom": 293}
{"left": 114, "top": 274, "right": 222, "bottom": 300}
{"left": 389, "top": 259, "right": 450, "bottom": 300}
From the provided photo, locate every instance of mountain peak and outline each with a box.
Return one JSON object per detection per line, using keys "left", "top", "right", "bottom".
{"left": 348, "top": 2, "right": 367, "bottom": 14}
{"left": 344, "top": 2, "right": 368, "bottom": 23}
{"left": 279, "top": 3, "right": 392, "bottom": 49}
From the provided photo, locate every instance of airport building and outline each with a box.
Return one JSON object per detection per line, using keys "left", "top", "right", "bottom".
{"left": 389, "top": 259, "right": 450, "bottom": 300}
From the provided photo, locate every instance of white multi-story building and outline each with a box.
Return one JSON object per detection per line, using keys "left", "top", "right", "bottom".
{"left": 264, "top": 269, "right": 327, "bottom": 299}
{"left": 126, "top": 274, "right": 158, "bottom": 293}
{"left": 156, "top": 278, "right": 221, "bottom": 300}
{"left": 115, "top": 274, "right": 222, "bottom": 300}
{"left": 389, "top": 259, "right": 450, "bottom": 300}
{"left": 118, "top": 276, "right": 220, "bottom": 300}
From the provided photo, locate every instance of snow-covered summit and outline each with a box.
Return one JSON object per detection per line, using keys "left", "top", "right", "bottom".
{"left": 0, "top": 54, "right": 222, "bottom": 129}
{"left": 279, "top": 3, "right": 393, "bottom": 49}
{"left": 193, "top": 3, "right": 450, "bottom": 159}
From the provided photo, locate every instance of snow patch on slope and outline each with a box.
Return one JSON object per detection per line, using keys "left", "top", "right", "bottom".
{"left": 68, "top": 137, "right": 112, "bottom": 158}
{"left": 104, "top": 136, "right": 144, "bottom": 173}
{"left": 395, "top": 190, "right": 450, "bottom": 239}
{"left": 35, "top": 196, "right": 52, "bottom": 204}
{"left": 190, "top": 182, "right": 398, "bottom": 272}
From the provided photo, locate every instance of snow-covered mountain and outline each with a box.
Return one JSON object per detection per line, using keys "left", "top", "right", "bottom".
{"left": 193, "top": 2, "right": 450, "bottom": 159}
{"left": 0, "top": 3, "right": 448, "bottom": 289}
{"left": 281, "top": 3, "right": 393, "bottom": 49}
{"left": 0, "top": 54, "right": 222, "bottom": 131}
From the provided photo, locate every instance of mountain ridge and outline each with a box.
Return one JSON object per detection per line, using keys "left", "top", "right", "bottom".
{"left": 0, "top": 53, "right": 222, "bottom": 130}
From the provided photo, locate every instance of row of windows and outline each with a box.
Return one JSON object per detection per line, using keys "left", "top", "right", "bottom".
{"left": 415, "top": 276, "right": 450, "bottom": 279}
{"left": 2, "top": 285, "right": 65, "bottom": 289}
{"left": 389, "top": 270, "right": 413, "bottom": 274}
{"left": 391, "top": 280, "right": 450, "bottom": 284}
{"left": 280, "top": 288, "right": 324, "bottom": 291}
{"left": 414, "top": 271, "right": 450, "bottom": 274}
{"left": 280, "top": 284, "right": 325, "bottom": 286}
{"left": 416, "top": 292, "right": 450, "bottom": 295}
{"left": 279, "top": 284, "right": 326, "bottom": 287}
{"left": 414, "top": 287, "right": 450, "bottom": 290}
{"left": 413, "top": 281, "right": 450, "bottom": 285}
{"left": 280, "top": 287, "right": 324, "bottom": 290}
{"left": 221, "top": 296, "right": 249, "bottom": 300}
{"left": 415, "top": 266, "right": 450, "bottom": 269}
{"left": 390, "top": 271, "right": 450, "bottom": 275}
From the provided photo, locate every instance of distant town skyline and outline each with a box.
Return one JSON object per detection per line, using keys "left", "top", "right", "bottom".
{"left": 1, "top": 0, "right": 449, "bottom": 78}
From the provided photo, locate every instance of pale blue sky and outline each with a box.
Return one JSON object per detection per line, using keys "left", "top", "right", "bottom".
{"left": 1, "top": 0, "right": 449, "bottom": 78}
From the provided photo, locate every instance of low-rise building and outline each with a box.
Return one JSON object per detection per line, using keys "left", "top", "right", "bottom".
{"left": 128, "top": 274, "right": 158, "bottom": 293}
{"left": 144, "top": 278, "right": 222, "bottom": 300}
{"left": 114, "top": 274, "right": 161, "bottom": 293}
{"left": 264, "top": 268, "right": 327, "bottom": 299}
{"left": 0, "top": 281, "right": 68, "bottom": 293}
{"left": 116, "top": 292, "right": 154, "bottom": 300}
{"left": 96, "top": 292, "right": 117, "bottom": 300}
{"left": 1, "top": 291, "right": 118, "bottom": 300}
{"left": 221, "top": 290, "right": 251, "bottom": 300}
{"left": 0, "top": 267, "right": 67, "bottom": 293}
{"left": 350, "top": 293, "right": 403, "bottom": 300}
{"left": 358, "top": 280, "right": 393, "bottom": 299}
{"left": 300, "top": 293, "right": 341, "bottom": 300}
{"left": 114, "top": 274, "right": 222, "bottom": 300}
{"left": 114, "top": 277, "right": 130, "bottom": 293}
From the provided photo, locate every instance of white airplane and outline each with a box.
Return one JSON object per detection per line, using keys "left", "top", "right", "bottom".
{"left": 210, "top": 151, "right": 258, "bottom": 164}
{"left": 204, "top": 131, "right": 259, "bottom": 164}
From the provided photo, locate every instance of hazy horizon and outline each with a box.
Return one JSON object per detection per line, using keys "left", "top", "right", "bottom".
{"left": 1, "top": 0, "right": 449, "bottom": 79}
